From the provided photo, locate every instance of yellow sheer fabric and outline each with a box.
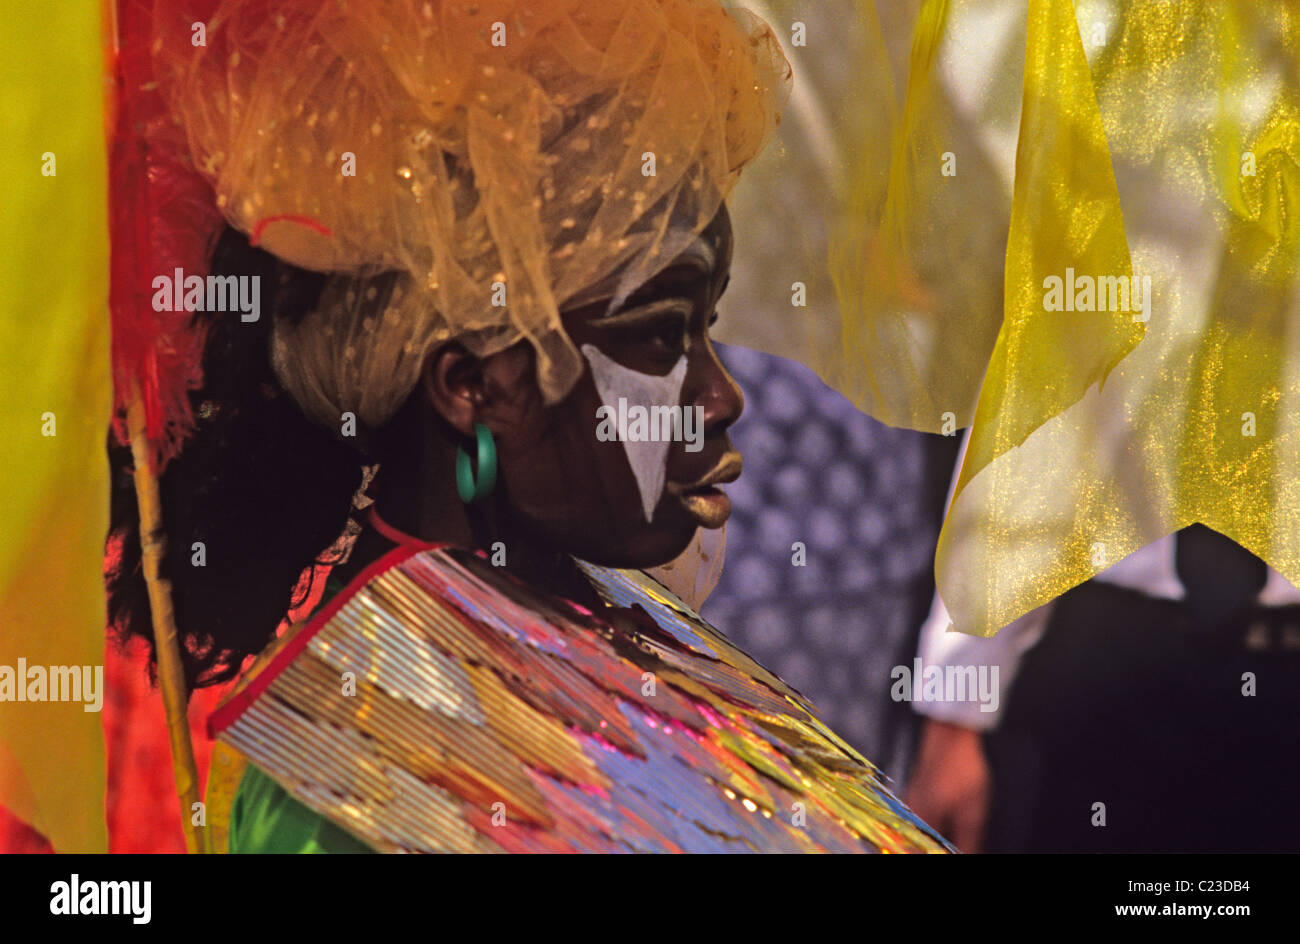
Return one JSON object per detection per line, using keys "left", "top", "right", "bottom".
{"left": 723, "top": 1, "right": 1300, "bottom": 637}
{"left": 945, "top": 2, "right": 1300, "bottom": 635}
{"left": 0, "top": 0, "right": 110, "bottom": 852}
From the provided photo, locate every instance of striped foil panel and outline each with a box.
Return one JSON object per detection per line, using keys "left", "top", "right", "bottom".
{"left": 215, "top": 545, "right": 952, "bottom": 853}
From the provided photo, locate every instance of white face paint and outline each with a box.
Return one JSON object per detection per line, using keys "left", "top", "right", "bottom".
{"left": 581, "top": 343, "right": 688, "bottom": 522}
{"left": 602, "top": 232, "right": 719, "bottom": 316}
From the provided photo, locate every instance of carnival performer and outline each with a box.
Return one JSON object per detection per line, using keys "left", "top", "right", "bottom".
{"left": 106, "top": 0, "right": 950, "bottom": 853}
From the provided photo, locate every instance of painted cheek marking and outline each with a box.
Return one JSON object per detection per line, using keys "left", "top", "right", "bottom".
{"left": 581, "top": 343, "right": 688, "bottom": 523}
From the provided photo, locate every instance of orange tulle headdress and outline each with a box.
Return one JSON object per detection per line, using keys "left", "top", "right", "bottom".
{"left": 147, "top": 0, "right": 789, "bottom": 433}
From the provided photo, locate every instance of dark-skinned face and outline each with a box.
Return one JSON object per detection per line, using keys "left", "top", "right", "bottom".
{"left": 450, "top": 205, "right": 744, "bottom": 570}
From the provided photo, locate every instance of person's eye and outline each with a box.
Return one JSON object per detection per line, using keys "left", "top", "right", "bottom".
{"left": 648, "top": 317, "right": 687, "bottom": 354}
{"left": 598, "top": 298, "right": 693, "bottom": 357}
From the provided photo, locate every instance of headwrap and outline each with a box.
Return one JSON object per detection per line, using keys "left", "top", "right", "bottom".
{"left": 150, "top": 0, "right": 790, "bottom": 433}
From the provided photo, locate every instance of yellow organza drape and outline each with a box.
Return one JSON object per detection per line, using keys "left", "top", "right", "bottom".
{"left": 0, "top": 0, "right": 111, "bottom": 851}
{"left": 721, "top": 0, "right": 1300, "bottom": 637}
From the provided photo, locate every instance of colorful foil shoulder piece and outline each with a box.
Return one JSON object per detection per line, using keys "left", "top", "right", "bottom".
{"left": 210, "top": 545, "right": 951, "bottom": 853}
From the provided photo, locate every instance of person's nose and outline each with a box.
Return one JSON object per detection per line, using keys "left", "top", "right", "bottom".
{"left": 685, "top": 335, "right": 744, "bottom": 433}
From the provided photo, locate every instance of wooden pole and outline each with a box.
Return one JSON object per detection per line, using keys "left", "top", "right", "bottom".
{"left": 126, "top": 382, "right": 208, "bottom": 854}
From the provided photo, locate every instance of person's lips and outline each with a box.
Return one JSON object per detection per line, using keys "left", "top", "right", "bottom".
{"left": 665, "top": 453, "right": 742, "bottom": 528}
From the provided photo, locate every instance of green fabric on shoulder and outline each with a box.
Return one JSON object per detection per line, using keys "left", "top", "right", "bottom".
{"left": 230, "top": 763, "right": 375, "bottom": 854}
{"left": 227, "top": 574, "right": 376, "bottom": 854}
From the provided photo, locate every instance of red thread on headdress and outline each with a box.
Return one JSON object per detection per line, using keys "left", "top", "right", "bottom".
{"left": 248, "top": 214, "right": 333, "bottom": 247}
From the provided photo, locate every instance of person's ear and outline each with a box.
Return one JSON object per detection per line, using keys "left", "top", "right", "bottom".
{"left": 419, "top": 343, "right": 482, "bottom": 436}
{"left": 419, "top": 341, "right": 537, "bottom": 436}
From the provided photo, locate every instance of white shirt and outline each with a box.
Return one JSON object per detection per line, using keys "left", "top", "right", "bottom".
{"left": 913, "top": 430, "right": 1300, "bottom": 730}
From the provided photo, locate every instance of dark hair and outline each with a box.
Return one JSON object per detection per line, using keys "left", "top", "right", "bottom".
{"left": 106, "top": 226, "right": 368, "bottom": 690}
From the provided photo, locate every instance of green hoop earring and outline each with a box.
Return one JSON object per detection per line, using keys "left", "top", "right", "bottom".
{"left": 455, "top": 422, "right": 498, "bottom": 503}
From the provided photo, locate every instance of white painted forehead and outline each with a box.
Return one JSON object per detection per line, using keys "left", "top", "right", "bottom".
{"left": 592, "top": 231, "right": 721, "bottom": 316}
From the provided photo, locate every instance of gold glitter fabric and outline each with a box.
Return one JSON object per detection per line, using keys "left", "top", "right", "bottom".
{"left": 935, "top": 2, "right": 1300, "bottom": 637}
{"left": 720, "top": 1, "right": 1300, "bottom": 637}
{"left": 210, "top": 544, "right": 951, "bottom": 853}
{"left": 151, "top": 0, "right": 789, "bottom": 432}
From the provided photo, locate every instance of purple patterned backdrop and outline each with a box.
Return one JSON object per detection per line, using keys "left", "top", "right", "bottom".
{"left": 702, "top": 343, "right": 958, "bottom": 781}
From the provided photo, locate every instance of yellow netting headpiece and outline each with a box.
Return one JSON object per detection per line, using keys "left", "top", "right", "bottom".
{"left": 152, "top": 0, "right": 789, "bottom": 431}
